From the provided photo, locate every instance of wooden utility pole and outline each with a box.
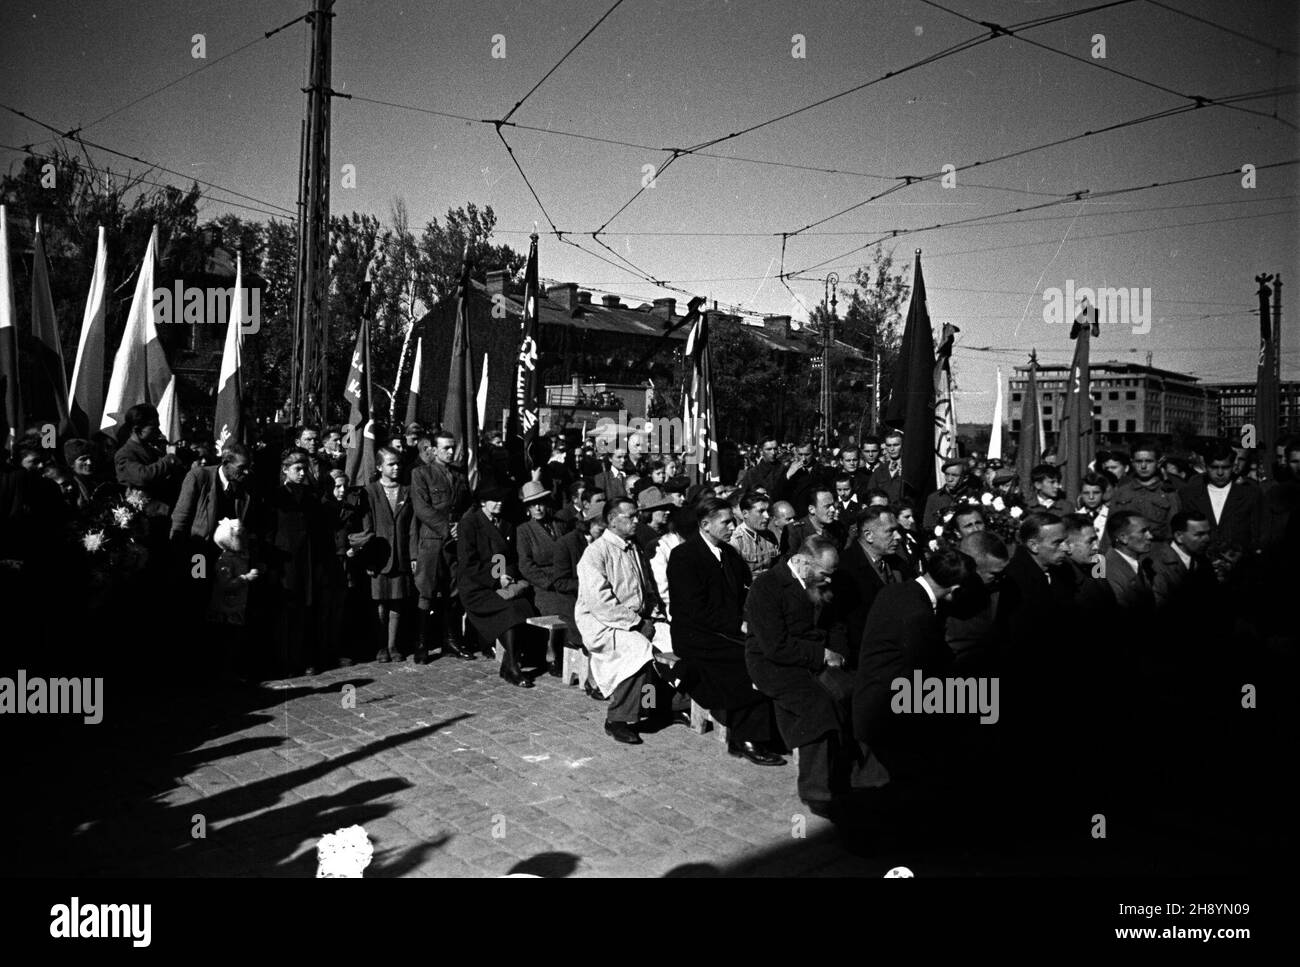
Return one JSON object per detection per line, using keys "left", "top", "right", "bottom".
{"left": 291, "top": 0, "right": 337, "bottom": 426}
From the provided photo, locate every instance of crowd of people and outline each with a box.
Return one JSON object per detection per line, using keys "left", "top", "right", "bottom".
{"left": 2, "top": 409, "right": 1296, "bottom": 826}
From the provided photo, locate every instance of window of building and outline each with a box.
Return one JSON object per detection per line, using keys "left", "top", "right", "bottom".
{"left": 1011, "top": 419, "right": 1021, "bottom": 433}
{"left": 1093, "top": 406, "right": 1101, "bottom": 415}
{"left": 1125, "top": 419, "right": 1136, "bottom": 432}
{"left": 1125, "top": 391, "right": 1136, "bottom": 400}
{"left": 1044, "top": 420, "right": 1053, "bottom": 433}
{"left": 1012, "top": 393, "right": 1022, "bottom": 403}
{"left": 1043, "top": 406, "right": 1053, "bottom": 415}
{"left": 1109, "top": 391, "right": 1118, "bottom": 401}
{"left": 1108, "top": 419, "right": 1119, "bottom": 432}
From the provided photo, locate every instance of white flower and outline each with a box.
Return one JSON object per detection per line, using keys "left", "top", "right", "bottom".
{"left": 1008, "top": 505, "right": 1023, "bottom": 519}
{"left": 933, "top": 524, "right": 945, "bottom": 536}
{"left": 942, "top": 511, "right": 954, "bottom": 523}
{"left": 992, "top": 496, "right": 1005, "bottom": 512}
{"left": 124, "top": 488, "right": 147, "bottom": 510}
{"left": 112, "top": 506, "right": 133, "bottom": 529}
{"left": 82, "top": 530, "right": 106, "bottom": 553}
{"left": 980, "top": 492, "right": 993, "bottom": 506}
{"left": 927, "top": 539, "right": 940, "bottom": 552}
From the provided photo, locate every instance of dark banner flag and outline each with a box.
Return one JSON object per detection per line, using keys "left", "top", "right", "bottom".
{"left": 683, "top": 298, "right": 719, "bottom": 483}
{"left": 213, "top": 254, "right": 245, "bottom": 452}
{"left": 1061, "top": 301, "right": 1099, "bottom": 501}
{"left": 884, "top": 250, "right": 937, "bottom": 505}
{"left": 343, "top": 274, "right": 376, "bottom": 486}
{"left": 445, "top": 252, "right": 480, "bottom": 490}
{"left": 1255, "top": 274, "right": 1278, "bottom": 481}
{"left": 1017, "top": 350, "right": 1042, "bottom": 497}
{"left": 933, "top": 321, "right": 960, "bottom": 488}
{"left": 507, "top": 232, "right": 541, "bottom": 482}
{"left": 0, "top": 205, "right": 21, "bottom": 452}
{"left": 30, "top": 217, "right": 72, "bottom": 436}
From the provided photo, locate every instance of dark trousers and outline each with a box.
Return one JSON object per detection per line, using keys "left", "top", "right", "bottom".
{"left": 797, "top": 731, "right": 852, "bottom": 803}
{"left": 715, "top": 698, "right": 777, "bottom": 745}
{"left": 606, "top": 663, "right": 689, "bottom": 724}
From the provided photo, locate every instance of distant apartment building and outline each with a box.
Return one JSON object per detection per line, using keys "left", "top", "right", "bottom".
{"left": 1204, "top": 381, "right": 1300, "bottom": 441}
{"left": 1009, "top": 360, "right": 1219, "bottom": 445}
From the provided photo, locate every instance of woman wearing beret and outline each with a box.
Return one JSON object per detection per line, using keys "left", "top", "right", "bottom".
{"left": 516, "top": 480, "right": 570, "bottom": 675}
{"left": 457, "top": 483, "right": 539, "bottom": 687}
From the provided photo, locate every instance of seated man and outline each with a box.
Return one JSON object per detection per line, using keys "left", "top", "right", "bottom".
{"left": 729, "top": 491, "right": 780, "bottom": 577}
{"left": 745, "top": 535, "right": 853, "bottom": 816}
{"left": 575, "top": 498, "right": 682, "bottom": 745}
{"left": 855, "top": 548, "right": 973, "bottom": 785}
{"left": 667, "top": 498, "right": 784, "bottom": 766}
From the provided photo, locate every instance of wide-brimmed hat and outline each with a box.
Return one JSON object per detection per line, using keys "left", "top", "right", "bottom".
{"left": 519, "top": 480, "right": 552, "bottom": 505}
{"left": 636, "top": 486, "right": 674, "bottom": 512}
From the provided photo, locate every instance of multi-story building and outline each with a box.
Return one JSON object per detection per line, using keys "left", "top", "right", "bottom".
{"left": 1008, "top": 360, "right": 1219, "bottom": 448}
{"left": 1203, "top": 381, "right": 1300, "bottom": 441}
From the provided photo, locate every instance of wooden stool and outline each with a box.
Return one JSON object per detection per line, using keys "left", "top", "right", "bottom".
{"left": 688, "top": 700, "right": 729, "bottom": 745}
{"left": 560, "top": 644, "right": 590, "bottom": 687}
{"left": 526, "top": 615, "right": 568, "bottom": 656}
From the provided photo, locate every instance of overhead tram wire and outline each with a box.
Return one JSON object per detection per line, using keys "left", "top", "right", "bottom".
{"left": 584, "top": 1, "right": 1130, "bottom": 238}
{"left": 1142, "top": 0, "right": 1297, "bottom": 59}
{"left": 500, "top": 0, "right": 629, "bottom": 124}
{"left": 21, "top": 13, "right": 311, "bottom": 153}
{"left": 919, "top": 0, "right": 1300, "bottom": 131}
{"left": 784, "top": 158, "right": 1300, "bottom": 277}
{"left": 0, "top": 143, "right": 295, "bottom": 220}
{"left": 0, "top": 103, "right": 297, "bottom": 217}
{"left": 784, "top": 83, "right": 1295, "bottom": 238}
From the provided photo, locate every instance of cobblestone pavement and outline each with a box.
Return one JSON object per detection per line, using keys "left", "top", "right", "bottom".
{"left": 13, "top": 649, "right": 1283, "bottom": 878}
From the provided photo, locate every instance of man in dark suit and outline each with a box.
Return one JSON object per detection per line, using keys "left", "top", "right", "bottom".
{"left": 1149, "top": 509, "right": 1215, "bottom": 614}
{"left": 411, "top": 431, "right": 474, "bottom": 660}
{"left": 745, "top": 535, "right": 852, "bottom": 815}
{"left": 780, "top": 486, "right": 845, "bottom": 557}
{"left": 854, "top": 548, "right": 973, "bottom": 784}
{"left": 737, "top": 437, "right": 786, "bottom": 496}
{"left": 867, "top": 430, "right": 909, "bottom": 506}
{"left": 1103, "top": 510, "right": 1155, "bottom": 613}
{"left": 995, "top": 511, "right": 1073, "bottom": 661}
{"left": 171, "top": 443, "right": 255, "bottom": 545}
{"left": 668, "top": 498, "right": 784, "bottom": 766}
{"left": 592, "top": 449, "right": 630, "bottom": 501}
{"left": 830, "top": 505, "right": 905, "bottom": 665}
{"left": 114, "top": 403, "right": 187, "bottom": 520}
{"left": 1179, "top": 440, "right": 1262, "bottom": 552}
{"left": 945, "top": 530, "right": 1010, "bottom": 675}
{"left": 1060, "top": 513, "right": 1115, "bottom": 616}
{"left": 779, "top": 441, "right": 823, "bottom": 511}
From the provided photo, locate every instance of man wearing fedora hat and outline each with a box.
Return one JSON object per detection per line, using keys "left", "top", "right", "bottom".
{"left": 634, "top": 485, "right": 674, "bottom": 559}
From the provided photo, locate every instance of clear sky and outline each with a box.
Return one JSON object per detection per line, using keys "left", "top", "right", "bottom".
{"left": 2, "top": 0, "right": 1297, "bottom": 419}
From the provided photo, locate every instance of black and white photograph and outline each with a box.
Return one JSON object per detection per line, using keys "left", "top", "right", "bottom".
{"left": 0, "top": 0, "right": 1294, "bottom": 945}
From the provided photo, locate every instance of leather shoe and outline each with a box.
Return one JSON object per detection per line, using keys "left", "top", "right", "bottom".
{"left": 442, "top": 641, "right": 478, "bottom": 661}
{"left": 667, "top": 710, "right": 691, "bottom": 728}
{"left": 604, "top": 721, "right": 643, "bottom": 745}
{"left": 584, "top": 682, "right": 607, "bottom": 701}
{"left": 411, "top": 648, "right": 428, "bottom": 665}
{"left": 375, "top": 649, "right": 392, "bottom": 663}
{"left": 728, "top": 741, "right": 786, "bottom": 766}
{"left": 499, "top": 665, "right": 534, "bottom": 688}
{"left": 547, "top": 659, "right": 562, "bottom": 677}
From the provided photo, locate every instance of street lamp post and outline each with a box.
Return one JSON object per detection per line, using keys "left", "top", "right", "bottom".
{"left": 822, "top": 273, "right": 839, "bottom": 447}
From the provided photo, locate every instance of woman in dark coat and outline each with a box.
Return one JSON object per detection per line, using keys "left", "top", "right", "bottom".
{"left": 457, "top": 483, "right": 538, "bottom": 687}
{"left": 263, "top": 448, "right": 327, "bottom": 676}
{"left": 516, "top": 480, "right": 570, "bottom": 675}
{"left": 361, "top": 447, "right": 418, "bottom": 663}
{"left": 323, "top": 469, "right": 369, "bottom": 666}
